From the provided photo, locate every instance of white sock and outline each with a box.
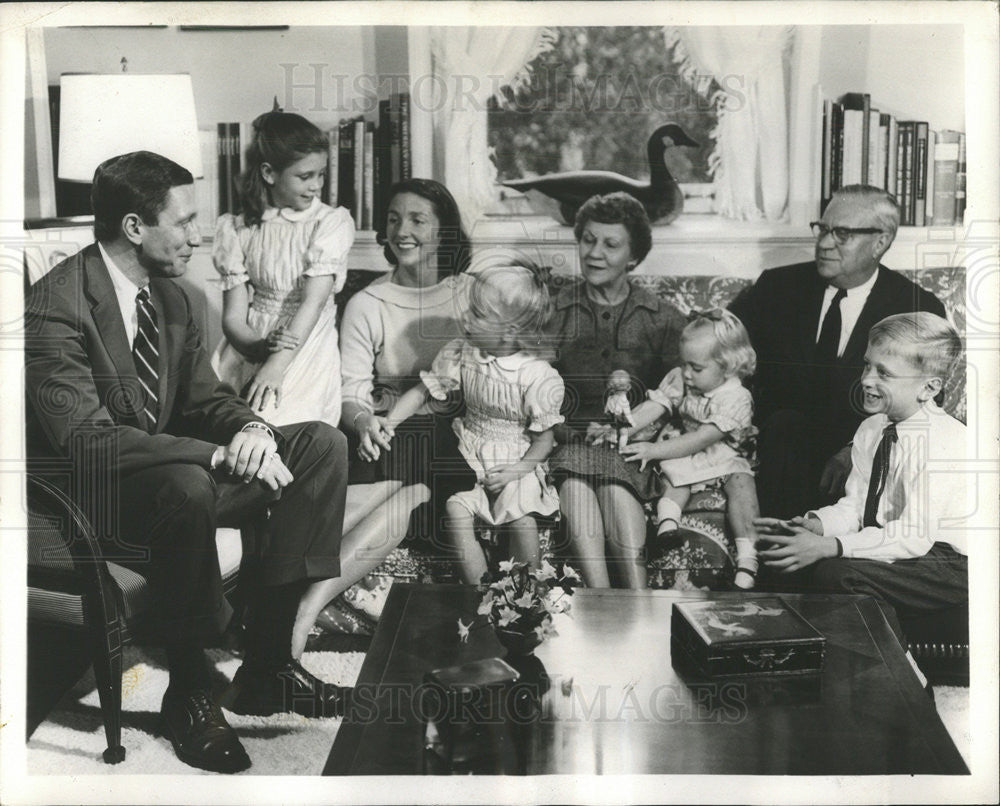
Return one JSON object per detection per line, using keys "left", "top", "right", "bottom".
{"left": 734, "top": 537, "right": 758, "bottom": 590}
{"left": 656, "top": 497, "right": 683, "bottom": 535}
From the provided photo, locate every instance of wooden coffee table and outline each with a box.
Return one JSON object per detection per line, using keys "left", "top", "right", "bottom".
{"left": 324, "top": 585, "right": 968, "bottom": 775}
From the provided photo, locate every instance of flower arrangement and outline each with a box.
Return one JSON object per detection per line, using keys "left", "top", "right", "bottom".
{"left": 458, "top": 559, "right": 579, "bottom": 646}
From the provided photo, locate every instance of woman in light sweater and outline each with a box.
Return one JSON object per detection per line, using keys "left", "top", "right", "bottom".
{"left": 340, "top": 179, "right": 476, "bottom": 549}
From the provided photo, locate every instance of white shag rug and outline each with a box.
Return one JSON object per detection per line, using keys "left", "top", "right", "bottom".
{"left": 27, "top": 646, "right": 365, "bottom": 776}
{"left": 27, "top": 647, "right": 970, "bottom": 774}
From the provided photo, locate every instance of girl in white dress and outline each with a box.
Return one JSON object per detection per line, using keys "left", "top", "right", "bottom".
{"left": 212, "top": 110, "right": 354, "bottom": 427}
{"left": 211, "top": 110, "right": 430, "bottom": 658}
{"left": 385, "top": 263, "right": 565, "bottom": 583}
{"left": 617, "top": 309, "right": 762, "bottom": 589}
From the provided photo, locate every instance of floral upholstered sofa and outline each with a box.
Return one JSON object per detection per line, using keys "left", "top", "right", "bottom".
{"left": 337, "top": 265, "right": 967, "bottom": 590}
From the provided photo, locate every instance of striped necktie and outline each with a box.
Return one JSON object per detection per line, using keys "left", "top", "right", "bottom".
{"left": 133, "top": 287, "right": 160, "bottom": 431}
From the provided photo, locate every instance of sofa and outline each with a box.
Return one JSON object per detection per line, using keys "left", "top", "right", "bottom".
{"left": 330, "top": 265, "right": 969, "bottom": 682}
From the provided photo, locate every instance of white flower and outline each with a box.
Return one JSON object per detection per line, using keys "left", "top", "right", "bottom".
{"left": 561, "top": 565, "right": 581, "bottom": 582}
{"left": 513, "top": 591, "right": 534, "bottom": 610}
{"left": 457, "top": 618, "right": 471, "bottom": 643}
{"left": 537, "top": 559, "right": 558, "bottom": 581}
{"left": 496, "top": 607, "right": 519, "bottom": 627}
{"left": 498, "top": 558, "right": 517, "bottom": 573}
{"left": 477, "top": 592, "right": 495, "bottom": 615}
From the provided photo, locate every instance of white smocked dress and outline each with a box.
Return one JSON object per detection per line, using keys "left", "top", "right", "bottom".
{"left": 211, "top": 199, "right": 354, "bottom": 427}
{"left": 649, "top": 368, "right": 757, "bottom": 487}
{"left": 421, "top": 339, "right": 565, "bottom": 525}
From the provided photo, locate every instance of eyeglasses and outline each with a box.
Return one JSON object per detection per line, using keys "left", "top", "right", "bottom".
{"left": 810, "top": 222, "right": 884, "bottom": 244}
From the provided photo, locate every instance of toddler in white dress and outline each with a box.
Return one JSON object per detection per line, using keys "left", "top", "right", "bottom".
{"left": 386, "top": 263, "right": 564, "bottom": 583}
{"left": 618, "top": 309, "right": 762, "bottom": 589}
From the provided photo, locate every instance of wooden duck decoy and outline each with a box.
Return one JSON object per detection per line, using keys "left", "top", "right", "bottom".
{"left": 501, "top": 123, "right": 698, "bottom": 226}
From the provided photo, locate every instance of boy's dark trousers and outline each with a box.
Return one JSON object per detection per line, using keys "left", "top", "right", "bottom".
{"left": 762, "top": 542, "right": 968, "bottom": 645}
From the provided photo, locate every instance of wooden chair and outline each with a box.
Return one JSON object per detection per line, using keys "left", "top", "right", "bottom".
{"left": 26, "top": 474, "right": 247, "bottom": 764}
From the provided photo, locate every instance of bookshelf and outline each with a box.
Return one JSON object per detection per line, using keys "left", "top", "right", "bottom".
{"left": 792, "top": 24, "right": 966, "bottom": 228}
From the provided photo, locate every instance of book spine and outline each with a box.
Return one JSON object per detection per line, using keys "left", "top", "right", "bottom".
{"left": 831, "top": 103, "right": 843, "bottom": 193}
{"left": 912, "top": 122, "right": 928, "bottom": 227}
{"left": 821, "top": 98, "right": 833, "bottom": 210}
{"left": 376, "top": 99, "right": 391, "bottom": 227}
{"left": 338, "top": 118, "right": 354, "bottom": 218}
{"left": 842, "top": 109, "right": 864, "bottom": 186}
{"left": 363, "top": 124, "right": 375, "bottom": 231}
{"left": 860, "top": 94, "right": 871, "bottom": 183}
{"left": 353, "top": 119, "right": 365, "bottom": 227}
{"left": 886, "top": 116, "right": 898, "bottom": 196}
{"left": 326, "top": 127, "right": 340, "bottom": 207}
{"left": 400, "top": 92, "right": 411, "bottom": 179}
{"left": 867, "top": 108, "right": 881, "bottom": 187}
{"left": 932, "top": 134, "right": 960, "bottom": 226}
{"left": 955, "top": 133, "right": 966, "bottom": 224}
{"left": 924, "top": 130, "right": 936, "bottom": 225}
{"left": 390, "top": 94, "right": 403, "bottom": 185}
{"left": 894, "top": 121, "right": 907, "bottom": 212}
{"left": 217, "top": 122, "right": 229, "bottom": 215}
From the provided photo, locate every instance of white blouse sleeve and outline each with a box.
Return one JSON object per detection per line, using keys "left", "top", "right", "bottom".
{"left": 304, "top": 206, "right": 355, "bottom": 293}
{"left": 525, "top": 362, "right": 566, "bottom": 432}
{"left": 647, "top": 367, "right": 685, "bottom": 410}
{"left": 704, "top": 385, "right": 754, "bottom": 435}
{"left": 420, "top": 339, "right": 465, "bottom": 401}
{"left": 212, "top": 214, "right": 250, "bottom": 291}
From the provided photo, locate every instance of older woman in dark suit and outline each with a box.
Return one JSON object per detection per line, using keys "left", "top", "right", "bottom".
{"left": 549, "top": 192, "right": 685, "bottom": 588}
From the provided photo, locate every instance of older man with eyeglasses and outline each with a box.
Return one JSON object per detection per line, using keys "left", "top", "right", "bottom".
{"left": 729, "top": 184, "right": 946, "bottom": 518}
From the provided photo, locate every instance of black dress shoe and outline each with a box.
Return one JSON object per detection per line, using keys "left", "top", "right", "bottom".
{"left": 159, "top": 687, "right": 251, "bottom": 774}
{"left": 221, "top": 659, "right": 352, "bottom": 719}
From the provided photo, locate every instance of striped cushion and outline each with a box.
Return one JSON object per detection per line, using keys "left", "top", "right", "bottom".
{"left": 28, "top": 528, "right": 243, "bottom": 628}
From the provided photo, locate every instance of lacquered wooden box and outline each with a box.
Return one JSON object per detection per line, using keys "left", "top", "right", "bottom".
{"left": 671, "top": 597, "right": 826, "bottom": 678}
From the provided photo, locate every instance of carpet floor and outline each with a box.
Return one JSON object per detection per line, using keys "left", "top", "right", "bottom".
{"left": 27, "top": 645, "right": 365, "bottom": 776}
{"left": 27, "top": 646, "right": 971, "bottom": 775}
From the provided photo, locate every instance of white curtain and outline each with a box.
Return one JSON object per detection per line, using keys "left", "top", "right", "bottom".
{"left": 666, "top": 26, "right": 794, "bottom": 222}
{"left": 429, "top": 27, "right": 556, "bottom": 230}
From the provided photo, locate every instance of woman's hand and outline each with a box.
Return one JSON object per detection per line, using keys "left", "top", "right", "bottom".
{"left": 264, "top": 326, "right": 300, "bottom": 354}
{"left": 246, "top": 362, "right": 287, "bottom": 413}
{"left": 355, "top": 413, "right": 395, "bottom": 462}
{"left": 483, "top": 463, "right": 528, "bottom": 495}
{"left": 586, "top": 422, "right": 617, "bottom": 446}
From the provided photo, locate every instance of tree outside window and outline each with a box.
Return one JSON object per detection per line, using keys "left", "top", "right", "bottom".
{"left": 488, "top": 27, "right": 719, "bottom": 192}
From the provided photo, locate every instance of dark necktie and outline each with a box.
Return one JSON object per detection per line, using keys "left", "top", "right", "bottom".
{"left": 133, "top": 287, "right": 160, "bottom": 430}
{"left": 815, "top": 287, "right": 848, "bottom": 364}
{"left": 863, "top": 423, "right": 898, "bottom": 527}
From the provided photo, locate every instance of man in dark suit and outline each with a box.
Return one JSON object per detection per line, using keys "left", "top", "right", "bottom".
{"left": 25, "top": 152, "right": 350, "bottom": 773}
{"left": 730, "top": 185, "right": 946, "bottom": 518}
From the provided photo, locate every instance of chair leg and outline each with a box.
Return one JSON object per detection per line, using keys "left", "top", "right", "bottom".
{"left": 90, "top": 617, "right": 126, "bottom": 764}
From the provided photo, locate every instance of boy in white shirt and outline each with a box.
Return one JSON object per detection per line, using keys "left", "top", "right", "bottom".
{"left": 754, "top": 312, "right": 967, "bottom": 643}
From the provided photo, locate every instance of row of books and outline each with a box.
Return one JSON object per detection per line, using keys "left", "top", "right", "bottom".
{"left": 194, "top": 92, "right": 411, "bottom": 232}
{"left": 820, "top": 91, "right": 966, "bottom": 226}
{"left": 330, "top": 93, "right": 412, "bottom": 231}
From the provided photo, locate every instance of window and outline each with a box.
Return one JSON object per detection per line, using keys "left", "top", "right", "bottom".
{"left": 487, "top": 27, "right": 719, "bottom": 212}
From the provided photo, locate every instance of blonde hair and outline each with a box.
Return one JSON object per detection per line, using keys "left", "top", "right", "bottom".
{"left": 682, "top": 309, "right": 757, "bottom": 379}
{"left": 867, "top": 312, "right": 962, "bottom": 381}
{"left": 465, "top": 261, "right": 553, "bottom": 352}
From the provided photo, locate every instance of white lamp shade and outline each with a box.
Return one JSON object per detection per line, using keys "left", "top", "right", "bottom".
{"left": 58, "top": 73, "right": 203, "bottom": 181}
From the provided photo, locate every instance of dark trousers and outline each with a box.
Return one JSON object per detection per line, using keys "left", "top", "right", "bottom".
{"left": 786, "top": 543, "right": 968, "bottom": 644}
{"left": 347, "top": 412, "right": 475, "bottom": 550}
{"left": 756, "top": 409, "right": 843, "bottom": 518}
{"left": 112, "top": 421, "right": 348, "bottom": 645}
